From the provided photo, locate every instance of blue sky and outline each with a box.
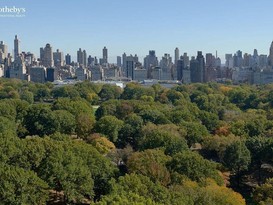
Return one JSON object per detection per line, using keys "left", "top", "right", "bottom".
{"left": 1, "top": 0, "right": 273, "bottom": 62}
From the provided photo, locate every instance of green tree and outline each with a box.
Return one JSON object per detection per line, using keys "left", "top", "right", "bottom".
{"left": 23, "top": 104, "right": 57, "bottom": 136}
{"left": 168, "top": 151, "right": 223, "bottom": 185}
{"left": 95, "top": 115, "right": 124, "bottom": 143}
{"left": 223, "top": 141, "right": 251, "bottom": 186}
{"left": 0, "top": 163, "right": 49, "bottom": 205}
{"left": 99, "top": 84, "right": 122, "bottom": 101}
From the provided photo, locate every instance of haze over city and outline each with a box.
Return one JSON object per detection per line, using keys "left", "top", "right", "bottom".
{"left": 1, "top": 0, "right": 273, "bottom": 62}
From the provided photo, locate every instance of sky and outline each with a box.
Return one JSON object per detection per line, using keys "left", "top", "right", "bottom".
{"left": 1, "top": 0, "right": 273, "bottom": 63}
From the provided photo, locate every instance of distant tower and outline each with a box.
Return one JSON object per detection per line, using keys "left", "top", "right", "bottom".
{"left": 117, "top": 56, "right": 122, "bottom": 67}
{"left": 40, "top": 44, "right": 53, "bottom": 67}
{"left": 103, "top": 46, "right": 108, "bottom": 64}
{"left": 77, "top": 48, "right": 87, "bottom": 66}
{"left": 122, "top": 53, "right": 127, "bottom": 73}
{"left": 53, "top": 49, "right": 64, "bottom": 67}
{"left": 175, "top": 47, "right": 179, "bottom": 65}
{"left": 65, "top": 54, "right": 71, "bottom": 65}
{"left": 14, "top": 35, "right": 20, "bottom": 60}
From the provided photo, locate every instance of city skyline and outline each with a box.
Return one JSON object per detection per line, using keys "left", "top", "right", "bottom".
{"left": 1, "top": 0, "right": 273, "bottom": 62}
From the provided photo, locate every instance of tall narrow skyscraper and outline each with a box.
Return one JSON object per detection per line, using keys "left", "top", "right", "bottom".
{"left": 40, "top": 44, "right": 53, "bottom": 67}
{"left": 77, "top": 48, "right": 87, "bottom": 66}
{"left": 65, "top": 54, "right": 71, "bottom": 65}
{"left": 175, "top": 47, "right": 179, "bottom": 65}
{"left": 103, "top": 46, "right": 108, "bottom": 64}
{"left": 269, "top": 41, "right": 273, "bottom": 67}
{"left": 14, "top": 35, "right": 20, "bottom": 60}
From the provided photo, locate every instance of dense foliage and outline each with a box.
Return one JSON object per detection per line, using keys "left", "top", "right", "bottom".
{"left": 1, "top": 78, "right": 273, "bottom": 204}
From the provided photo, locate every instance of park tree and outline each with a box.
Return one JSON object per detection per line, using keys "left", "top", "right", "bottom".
{"left": 99, "top": 84, "right": 122, "bottom": 101}
{"left": 23, "top": 104, "right": 57, "bottom": 136}
{"left": 0, "top": 163, "right": 49, "bottom": 205}
{"left": 95, "top": 115, "right": 124, "bottom": 143}
{"left": 222, "top": 141, "right": 251, "bottom": 186}
{"left": 127, "top": 149, "right": 171, "bottom": 186}
{"left": 167, "top": 151, "right": 223, "bottom": 185}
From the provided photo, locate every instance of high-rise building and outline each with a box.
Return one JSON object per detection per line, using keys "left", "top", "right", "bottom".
{"left": 197, "top": 51, "right": 206, "bottom": 82}
{"left": 225, "top": 54, "right": 233, "bottom": 68}
{"left": 175, "top": 47, "right": 179, "bottom": 65}
{"left": 88, "top": 55, "right": 94, "bottom": 66}
{"left": 126, "top": 55, "right": 137, "bottom": 80}
{"left": 29, "top": 66, "right": 46, "bottom": 83}
{"left": 53, "top": 49, "right": 64, "bottom": 67}
{"left": 65, "top": 54, "right": 71, "bottom": 65}
{"left": 268, "top": 41, "right": 273, "bottom": 68}
{"left": 40, "top": 44, "right": 53, "bottom": 67}
{"left": 190, "top": 51, "right": 205, "bottom": 83}
{"left": 177, "top": 59, "right": 184, "bottom": 81}
{"left": 122, "top": 53, "right": 127, "bottom": 73}
{"left": 9, "top": 55, "right": 26, "bottom": 80}
{"left": 160, "top": 53, "right": 173, "bottom": 80}
{"left": 182, "top": 53, "right": 190, "bottom": 67}
{"left": 46, "top": 67, "right": 56, "bottom": 82}
{"left": 103, "top": 46, "right": 108, "bottom": 64}
{"left": 144, "top": 50, "right": 158, "bottom": 71}
{"left": 0, "top": 41, "right": 8, "bottom": 62}
{"left": 77, "top": 48, "right": 87, "bottom": 67}
{"left": 14, "top": 35, "right": 20, "bottom": 60}
{"left": 117, "top": 56, "right": 122, "bottom": 67}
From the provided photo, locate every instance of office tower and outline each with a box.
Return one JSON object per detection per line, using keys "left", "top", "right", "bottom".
{"left": 175, "top": 47, "right": 179, "bottom": 65}
{"left": 206, "top": 53, "right": 214, "bottom": 67}
{"left": 40, "top": 44, "right": 53, "bottom": 67}
{"left": 190, "top": 51, "right": 205, "bottom": 83}
{"left": 190, "top": 57, "right": 199, "bottom": 83}
{"left": 14, "top": 35, "right": 20, "bottom": 60}
{"left": 77, "top": 48, "right": 87, "bottom": 66}
{"left": 259, "top": 55, "right": 268, "bottom": 68}
{"left": 29, "top": 66, "right": 46, "bottom": 83}
{"left": 88, "top": 55, "right": 94, "bottom": 66}
{"left": 46, "top": 67, "right": 56, "bottom": 82}
{"left": 0, "top": 41, "right": 8, "bottom": 62}
{"left": 65, "top": 54, "right": 71, "bottom": 65}
{"left": 233, "top": 50, "right": 243, "bottom": 68}
{"left": 197, "top": 51, "right": 205, "bottom": 82}
{"left": 83, "top": 50, "right": 87, "bottom": 67}
{"left": 103, "top": 46, "right": 108, "bottom": 64}
{"left": 182, "top": 53, "right": 190, "bottom": 67}
{"left": 243, "top": 53, "right": 251, "bottom": 67}
{"left": 160, "top": 53, "right": 173, "bottom": 80}
{"left": 53, "top": 49, "right": 64, "bottom": 67}
{"left": 90, "top": 65, "right": 103, "bottom": 81}
{"left": 126, "top": 55, "right": 137, "bottom": 80}
{"left": 9, "top": 55, "right": 26, "bottom": 80}
{"left": 225, "top": 54, "right": 233, "bottom": 68}
{"left": 117, "top": 56, "right": 122, "bottom": 67}
{"left": 144, "top": 50, "right": 158, "bottom": 70}
{"left": 122, "top": 53, "right": 127, "bottom": 72}
{"left": 268, "top": 42, "right": 273, "bottom": 67}
{"left": 94, "top": 56, "right": 98, "bottom": 64}
{"left": 177, "top": 59, "right": 184, "bottom": 81}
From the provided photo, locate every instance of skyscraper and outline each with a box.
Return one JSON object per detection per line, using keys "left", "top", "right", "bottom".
{"left": 117, "top": 56, "right": 122, "bottom": 67}
{"left": 175, "top": 47, "right": 179, "bottom": 65}
{"left": 14, "top": 35, "right": 20, "bottom": 60}
{"left": 40, "top": 44, "right": 53, "bottom": 67}
{"left": 103, "top": 46, "right": 108, "bottom": 64}
{"left": 269, "top": 42, "right": 273, "bottom": 68}
{"left": 177, "top": 59, "right": 184, "bottom": 81}
{"left": 53, "top": 49, "right": 64, "bottom": 67}
{"left": 196, "top": 51, "right": 206, "bottom": 82}
{"left": 126, "top": 55, "right": 137, "bottom": 80}
{"left": 77, "top": 48, "right": 87, "bottom": 67}
{"left": 0, "top": 41, "right": 8, "bottom": 58}
{"left": 144, "top": 50, "right": 158, "bottom": 70}
{"left": 65, "top": 54, "right": 71, "bottom": 65}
